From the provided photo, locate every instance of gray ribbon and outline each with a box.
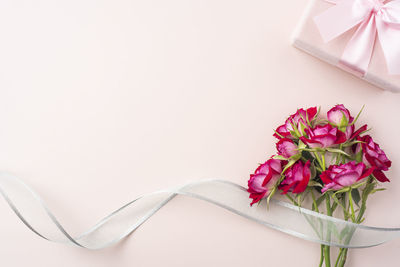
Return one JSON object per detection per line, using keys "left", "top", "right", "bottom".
{"left": 0, "top": 172, "right": 399, "bottom": 250}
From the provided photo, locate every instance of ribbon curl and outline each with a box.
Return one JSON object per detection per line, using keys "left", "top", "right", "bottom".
{"left": 1, "top": 172, "right": 400, "bottom": 250}
{"left": 314, "top": 0, "right": 400, "bottom": 75}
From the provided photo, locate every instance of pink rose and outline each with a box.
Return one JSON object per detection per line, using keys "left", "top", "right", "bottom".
{"left": 247, "top": 158, "right": 283, "bottom": 206}
{"left": 356, "top": 135, "right": 391, "bottom": 182}
{"left": 280, "top": 161, "right": 311, "bottom": 194}
{"left": 274, "top": 107, "right": 318, "bottom": 139}
{"left": 301, "top": 124, "right": 345, "bottom": 148}
{"left": 327, "top": 104, "right": 352, "bottom": 127}
{"left": 276, "top": 138, "right": 298, "bottom": 158}
{"left": 320, "top": 161, "right": 374, "bottom": 193}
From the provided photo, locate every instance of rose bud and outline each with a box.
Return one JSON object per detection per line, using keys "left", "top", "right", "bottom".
{"left": 276, "top": 138, "right": 298, "bottom": 158}
{"left": 356, "top": 135, "right": 391, "bottom": 182}
{"left": 300, "top": 124, "right": 345, "bottom": 148}
{"left": 320, "top": 161, "right": 374, "bottom": 193}
{"left": 280, "top": 160, "right": 311, "bottom": 194}
{"left": 327, "top": 104, "right": 353, "bottom": 127}
{"left": 247, "top": 158, "right": 283, "bottom": 206}
{"left": 274, "top": 107, "right": 318, "bottom": 139}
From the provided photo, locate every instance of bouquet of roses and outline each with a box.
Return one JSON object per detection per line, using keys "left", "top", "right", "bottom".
{"left": 247, "top": 105, "right": 391, "bottom": 267}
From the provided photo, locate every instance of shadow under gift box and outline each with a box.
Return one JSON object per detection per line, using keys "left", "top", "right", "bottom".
{"left": 292, "top": 0, "right": 400, "bottom": 93}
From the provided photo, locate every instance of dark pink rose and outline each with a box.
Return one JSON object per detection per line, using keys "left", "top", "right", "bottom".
{"left": 356, "top": 135, "right": 391, "bottom": 182}
{"left": 320, "top": 161, "right": 374, "bottom": 193}
{"left": 327, "top": 104, "right": 352, "bottom": 127}
{"left": 247, "top": 158, "right": 283, "bottom": 206}
{"left": 280, "top": 161, "right": 311, "bottom": 194}
{"left": 274, "top": 107, "right": 318, "bottom": 139}
{"left": 276, "top": 138, "right": 298, "bottom": 158}
{"left": 301, "top": 124, "right": 345, "bottom": 148}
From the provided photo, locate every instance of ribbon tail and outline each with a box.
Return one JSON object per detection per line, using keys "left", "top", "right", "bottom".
{"left": 339, "top": 14, "right": 377, "bottom": 76}
{"left": 376, "top": 16, "right": 400, "bottom": 75}
{"left": 1, "top": 172, "right": 400, "bottom": 249}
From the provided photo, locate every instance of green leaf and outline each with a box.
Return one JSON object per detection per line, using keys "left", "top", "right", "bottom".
{"left": 331, "top": 194, "right": 348, "bottom": 216}
{"left": 308, "top": 180, "right": 322, "bottom": 188}
{"left": 355, "top": 150, "right": 363, "bottom": 163}
{"left": 281, "top": 158, "right": 298, "bottom": 174}
{"left": 351, "top": 180, "right": 367, "bottom": 189}
{"left": 289, "top": 153, "right": 302, "bottom": 161}
{"left": 331, "top": 200, "right": 338, "bottom": 212}
{"left": 290, "top": 121, "right": 301, "bottom": 137}
{"left": 298, "top": 147, "right": 326, "bottom": 153}
{"left": 333, "top": 187, "right": 350, "bottom": 195}
{"left": 362, "top": 179, "right": 376, "bottom": 200}
{"left": 338, "top": 126, "right": 347, "bottom": 133}
{"left": 290, "top": 130, "right": 298, "bottom": 138}
{"left": 316, "top": 119, "right": 329, "bottom": 125}
{"left": 339, "top": 110, "right": 349, "bottom": 128}
{"left": 370, "top": 188, "right": 386, "bottom": 194}
{"left": 266, "top": 186, "right": 277, "bottom": 208}
{"left": 326, "top": 148, "right": 350, "bottom": 157}
{"left": 342, "top": 140, "right": 364, "bottom": 147}
{"left": 299, "top": 121, "right": 307, "bottom": 136}
{"left": 273, "top": 155, "right": 288, "bottom": 161}
{"left": 273, "top": 129, "right": 284, "bottom": 139}
{"left": 314, "top": 106, "right": 321, "bottom": 121}
{"left": 309, "top": 162, "right": 317, "bottom": 179}
{"left": 349, "top": 105, "right": 365, "bottom": 126}
{"left": 298, "top": 140, "right": 306, "bottom": 150}
{"left": 315, "top": 194, "right": 325, "bottom": 207}
{"left": 351, "top": 188, "right": 361, "bottom": 207}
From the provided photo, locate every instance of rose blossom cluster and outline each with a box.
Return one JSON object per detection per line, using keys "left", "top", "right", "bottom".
{"left": 247, "top": 105, "right": 391, "bottom": 206}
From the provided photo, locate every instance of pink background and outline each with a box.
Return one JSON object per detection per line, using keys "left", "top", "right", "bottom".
{"left": 0, "top": 0, "right": 399, "bottom": 266}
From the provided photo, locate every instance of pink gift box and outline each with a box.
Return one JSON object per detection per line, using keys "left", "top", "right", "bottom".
{"left": 292, "top": 0, "right": 400, "bottom": 93}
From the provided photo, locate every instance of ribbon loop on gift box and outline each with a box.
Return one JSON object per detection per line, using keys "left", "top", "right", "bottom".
{"left": 1, "top": 172, "right": 400, "bottom": 250}
{"left": 314, "top": 0, "right": 400, "bottom": 75}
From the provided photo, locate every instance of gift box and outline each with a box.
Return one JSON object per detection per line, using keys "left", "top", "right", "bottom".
{"left": 292, "top": 0, "right": 400, "bottom": 93}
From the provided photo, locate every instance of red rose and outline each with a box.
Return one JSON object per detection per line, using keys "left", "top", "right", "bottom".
{"left": 280, "top": 160, "right": 311, "bottom": 194}
{"left": 321, "top": 161, "right": 374, "bottom": 193}
{"left": 327, "top": 104, "right": 367, "bottom": 142}
{"left": 356, "top": 135, "right": 391, "bottom": 182}
{"left": 247, "top": 159, "right": 283, "bottom": 205}
{"left": 300, "top": 124, "right": 345, "bottom": 148}
{"left": 276, "top": 138, "right": 298, "bottom": 158}
{"left": 274, "top": 107, "right": 318, "bottom": 139}
{"left": 327, "top": 104, "right": 352, "bottom": 127}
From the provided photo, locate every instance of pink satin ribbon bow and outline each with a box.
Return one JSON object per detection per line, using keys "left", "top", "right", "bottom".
{"left": 314, "top": 0, "right": 400, "bottom": 76}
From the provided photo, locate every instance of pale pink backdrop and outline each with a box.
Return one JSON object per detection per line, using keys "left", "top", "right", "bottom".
{"left": 0, "top": 0, "right": 399, "bottom": 266}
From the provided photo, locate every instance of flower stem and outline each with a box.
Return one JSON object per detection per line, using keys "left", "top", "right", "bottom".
{"left": 335, "top": 249, "right": 343, "bottom": 267}
{"left": 311, "top": 190, "right": 325, "bottom": 267}
{"left": 319, "top": 245, "right": 325, "bottom": 267}
{"left": 348, "top": 190, "right": 356, "bottom": 222}
{"left": 321, "top": 152, "right": 326, "bottom": 171}
{"left": 337, "top": 178, "right": 373, "bottom": 266}
{"left": 324, "top": 194, "right": 332, "bottom": 267}
{"left": 313, "top": 152, "right": 324, "bottom": 169}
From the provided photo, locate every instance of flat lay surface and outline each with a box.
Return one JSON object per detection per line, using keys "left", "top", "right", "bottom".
{"left": 0, "top": 0, "right": 399, "bottom": 266}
